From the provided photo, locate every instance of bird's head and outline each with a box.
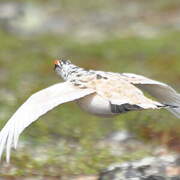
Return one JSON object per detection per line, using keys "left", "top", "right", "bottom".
{"left": 54, "top": 59, "right": 78, "bottom": 80}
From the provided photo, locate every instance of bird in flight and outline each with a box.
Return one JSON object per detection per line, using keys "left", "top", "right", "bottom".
{"left": 0, "top": 59, "right": 179, "bottom": 162}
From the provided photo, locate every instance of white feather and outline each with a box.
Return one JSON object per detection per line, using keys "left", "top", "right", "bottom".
{"left": 121, "top": 73, "right": 180, "bottom": 118}
{"left": 0, "top": 82, "right": 94, "bottom": 162}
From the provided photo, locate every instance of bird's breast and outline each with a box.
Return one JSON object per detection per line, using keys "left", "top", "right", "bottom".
{"left": 76, "top": 93, "right": 115, "bottom": 117}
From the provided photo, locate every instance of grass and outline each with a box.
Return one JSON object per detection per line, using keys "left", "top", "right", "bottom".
{"left": 0, "top": 29, "right": 180, "bottom": 177}
{"left": 1, "top": 141, "right": 151, "bottom": 176}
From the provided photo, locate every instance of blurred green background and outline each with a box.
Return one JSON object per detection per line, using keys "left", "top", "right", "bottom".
{"left": 0, "top": 0, "right": 180, "bottom": 178}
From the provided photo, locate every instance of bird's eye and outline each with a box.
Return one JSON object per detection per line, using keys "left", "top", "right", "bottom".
{"left": 60, "top": 59, "right": 67, "bottom": 64}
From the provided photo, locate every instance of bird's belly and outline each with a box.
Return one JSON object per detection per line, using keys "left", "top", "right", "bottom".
{"left": 76, "top": 93, "right": 115, "bottom": 117}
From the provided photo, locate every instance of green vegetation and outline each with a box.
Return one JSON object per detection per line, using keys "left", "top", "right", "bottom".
{"left": 0, "top": 28, "right": 180, "bottom": 176}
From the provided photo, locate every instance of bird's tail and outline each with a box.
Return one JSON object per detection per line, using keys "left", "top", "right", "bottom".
{"left": 165, "top": 92, "right": 180, "bottom": 118}
{"left": 136, "top": 84, "right": 180, "bottom": 118}
{"left": 167, "top": 106, "right": 180, "bottom": 118}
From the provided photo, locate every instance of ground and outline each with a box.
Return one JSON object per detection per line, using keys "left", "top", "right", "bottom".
{"left": 0, "top": 0, "right": 180, "bottom": 178}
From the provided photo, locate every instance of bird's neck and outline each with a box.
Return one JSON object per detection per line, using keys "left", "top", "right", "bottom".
{"left": 61, "top": 64, "right": 88, "bottom": 81}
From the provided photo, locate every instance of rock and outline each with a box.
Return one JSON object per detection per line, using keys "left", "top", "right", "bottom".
{"left": 106, "top": 130, "right": 134, "bottom": 142}
{"left": 99, "top": 154, "right": 180, "bottom": 180}
{"left": 61, "top": 175, "right": 98, "bottom": 180}
{"left": 98, "top": 130, "right": 145, "bottom": 156}
{"left": 1, "top": 1, "right": 180, "bottom": 38}
{"left": 143, "top": 176, "right": 166, "bottom": 180}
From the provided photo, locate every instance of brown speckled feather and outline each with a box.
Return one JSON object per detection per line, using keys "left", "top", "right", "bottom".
{"left": 74, "top": 73, "right": 163, "bottom": 109}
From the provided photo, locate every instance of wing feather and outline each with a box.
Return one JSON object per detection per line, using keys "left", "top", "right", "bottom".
{"left": 85, "top": 76, "right": 163, "bottom": 110}
{"left": 121, "top": 73, "right": 180, "bottom": 118}
{"left": 0, "top": 82, "right": 94, "bottom": 162}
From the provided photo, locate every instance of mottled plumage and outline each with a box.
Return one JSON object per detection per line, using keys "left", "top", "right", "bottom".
{"left": 0, "top": 59, "right": 179, "bottom": 162}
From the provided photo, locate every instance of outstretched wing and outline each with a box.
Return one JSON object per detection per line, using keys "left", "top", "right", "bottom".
{"left": 0, "top": 82, "right": 94, "bottom": 162}
{"left": 84, "top": 75, "right": 163, "bottom": 112}
{"left": 120, "top": 73, "right": 180, "bottom": 118}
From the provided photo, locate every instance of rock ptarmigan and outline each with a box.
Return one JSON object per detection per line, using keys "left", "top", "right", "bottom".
{"left": 0, "top": 59, "right": 179, "bottom": 162}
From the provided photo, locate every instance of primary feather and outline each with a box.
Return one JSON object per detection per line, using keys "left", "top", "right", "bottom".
{"left": 121, "top": 73, "right": 180, "bottom": 118}
{"left": 0, "top": 82, "right": 94, "bottom": 162}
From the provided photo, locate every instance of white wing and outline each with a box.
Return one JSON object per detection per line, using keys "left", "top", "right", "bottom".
{"left": 121, "top": 73, "right": 180, "bottom": 118}
{"left": 0, "top": 82, "right": 94, "bottom": 162}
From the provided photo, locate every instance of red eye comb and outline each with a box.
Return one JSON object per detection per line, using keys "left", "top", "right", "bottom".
{"left": 54, "top": 60, "right": 60, "bottom": 65}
